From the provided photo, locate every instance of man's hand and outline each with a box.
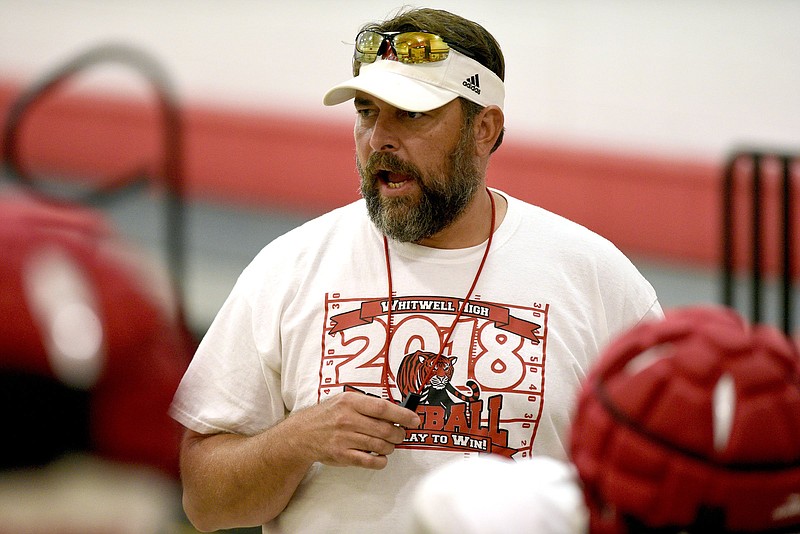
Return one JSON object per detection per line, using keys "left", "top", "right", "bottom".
{"left": 292, "top": 391, "right": 421, "bottom": 469}
{"left": 179, "top": 391, "right": 421, "bottom": 530}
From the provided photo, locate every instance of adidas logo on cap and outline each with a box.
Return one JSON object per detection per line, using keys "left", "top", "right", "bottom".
{"left": 462, "top": 74, "right": 481, "bottom": 95}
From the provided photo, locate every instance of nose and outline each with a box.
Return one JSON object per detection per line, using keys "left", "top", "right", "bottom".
{"left": 369, "top": 113, "right": 399, "bottom": 153}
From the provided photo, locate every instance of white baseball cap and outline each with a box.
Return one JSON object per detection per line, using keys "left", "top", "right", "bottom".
{"left": 323, "top": 48, "right": 505, "bottom": 112}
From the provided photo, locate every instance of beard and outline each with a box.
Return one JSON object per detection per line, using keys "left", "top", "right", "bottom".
{"left": 357, "top": 124, "right": 483, "bottom": 243}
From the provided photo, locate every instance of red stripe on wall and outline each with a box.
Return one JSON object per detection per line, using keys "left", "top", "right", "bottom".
{"left": 1, "top": 81, "right": 796, "bottom": 275}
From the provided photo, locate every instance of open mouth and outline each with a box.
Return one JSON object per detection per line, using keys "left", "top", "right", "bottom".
{"left": 378, "top": 170, "right": 413, "bottom": 189}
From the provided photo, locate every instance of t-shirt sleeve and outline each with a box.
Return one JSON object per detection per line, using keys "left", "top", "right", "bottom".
{"left": 169, "top": 265, "right": 285, "bottom": 436}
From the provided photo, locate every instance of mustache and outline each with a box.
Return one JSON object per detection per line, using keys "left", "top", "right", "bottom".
{"left": 363, "top": 152, "right": 422, "bottom": 181}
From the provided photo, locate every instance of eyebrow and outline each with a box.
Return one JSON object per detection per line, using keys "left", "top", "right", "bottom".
{"left": 354, "top": 96, "right": 375, "bottom": 107}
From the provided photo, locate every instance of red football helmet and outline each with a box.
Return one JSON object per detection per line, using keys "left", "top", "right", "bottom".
{"left": 571, "top": 306, "right": 800, "bottom": 533}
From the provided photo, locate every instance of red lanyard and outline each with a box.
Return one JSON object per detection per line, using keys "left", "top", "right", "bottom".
{"left": 381, "top": 188, "right": 496, "bottom": 404}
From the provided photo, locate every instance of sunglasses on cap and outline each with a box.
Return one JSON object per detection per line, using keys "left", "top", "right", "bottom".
{"left": 352, "top": 30, "right": 475, "bottom": 76}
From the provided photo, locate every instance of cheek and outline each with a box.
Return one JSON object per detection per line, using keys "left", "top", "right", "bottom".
{"left": 354, "top": 126, "right": 372, "bottom": 162}
{"left": 415, "top": 145, "right": 450, "bottom": 179}
{"left": 417, "top": 124, "right": 459, "bottom": 167}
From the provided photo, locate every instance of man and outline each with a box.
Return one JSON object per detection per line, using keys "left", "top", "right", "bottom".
{"left": 170, "top": 8, "right": 663, "bottom": 533}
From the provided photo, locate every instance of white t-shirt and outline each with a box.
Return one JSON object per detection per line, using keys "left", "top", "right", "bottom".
{"left": 170, "top": 190, "right": 662, "bottom": 533}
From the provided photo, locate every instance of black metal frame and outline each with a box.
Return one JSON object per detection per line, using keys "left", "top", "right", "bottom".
{"left": 0, "top": 42, "right": 189, "bottom": 330}
{"left": 721, "top": 149, "right": 796, "bottom": 334}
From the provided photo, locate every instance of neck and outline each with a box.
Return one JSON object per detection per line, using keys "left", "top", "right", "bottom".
{"left": 416, "top": 188, "right": 507, "bottom": 249}
{"left": 381, "top": 187, "right": 500, "bottom": 403}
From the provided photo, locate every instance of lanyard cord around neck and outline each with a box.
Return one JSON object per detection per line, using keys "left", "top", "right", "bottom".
{"left": 381, "top": 188, "right": 497, "bottom": 404}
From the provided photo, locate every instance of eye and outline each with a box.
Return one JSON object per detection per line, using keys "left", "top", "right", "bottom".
{"left": 356, "top": 107, "right": 376, "bottom": 119}
{"left": 403, "top": 110, "right": 425, "bottom": 120}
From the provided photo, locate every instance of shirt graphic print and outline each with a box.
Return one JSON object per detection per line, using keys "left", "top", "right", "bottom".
{"left": 322, "top": 291, "right": 547, "bottom": 460}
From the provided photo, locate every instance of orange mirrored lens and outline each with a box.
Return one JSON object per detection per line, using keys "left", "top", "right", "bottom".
{"left": 392, "top": 32, "right": 449, "bottom": 64}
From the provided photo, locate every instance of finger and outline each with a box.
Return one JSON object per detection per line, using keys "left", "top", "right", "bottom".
{"left": 346, "top": 450, "right": 390, "bottom": 470}
{"left": 323, "top": 442, "right": 391, "bottom": 470}
{"left": 322, "top": 402, "right": 406, "bottom": 442}
{"left": 338, "top": 421, "right": 407, "bottom": 457}
{"left": 386, "top": 423, "right": 409, "bottom": 444}
{"left": 354, "top": 395, "right": 421, "bottom": 429}
{"left": 356, "top": 417, "right": 408, "bottom": 445}
{"left": 358, "top": 436, "right": 396, "bottom": 457}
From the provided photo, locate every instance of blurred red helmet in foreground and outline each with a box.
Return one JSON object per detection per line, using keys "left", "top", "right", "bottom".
{"left": 571, "top": 306, "right": 800, "bottom": 533}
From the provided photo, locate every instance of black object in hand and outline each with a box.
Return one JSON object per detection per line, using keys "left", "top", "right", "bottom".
{"left": 400, "top": 392, "right": 421, "bottom": 411}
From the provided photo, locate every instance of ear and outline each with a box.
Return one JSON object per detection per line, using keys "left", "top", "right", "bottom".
{"left": 472, "top": 105, "right": 504, "bottom": 158}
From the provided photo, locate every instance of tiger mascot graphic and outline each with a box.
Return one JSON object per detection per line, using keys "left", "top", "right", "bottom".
{"left": 396, "top": 350, "right": 480, "bottom": 420}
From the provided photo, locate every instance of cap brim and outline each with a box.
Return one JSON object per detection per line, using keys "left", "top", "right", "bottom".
{"left": 323, "top": 64, "right": 459, "bottom": 113}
